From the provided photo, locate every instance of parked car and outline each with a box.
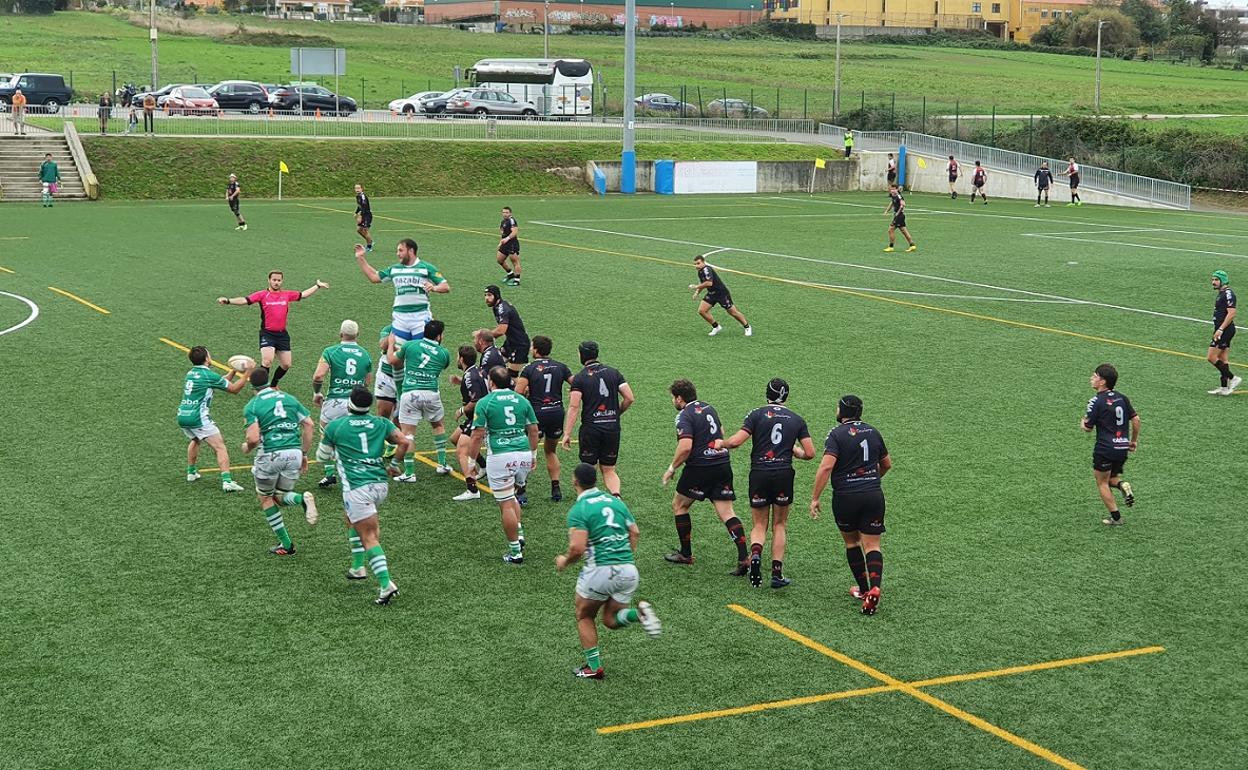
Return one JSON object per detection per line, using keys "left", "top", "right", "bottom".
{"left": 163, "top": 86, "right": 219, "bottom": 115}
{"left": 388, "top": 91, "right": 443, "bottom": 115}
{"left": 131, "top": 83, "right": 183, "bottom": 108}
{"left": 418, "top": 88, "right": 472, "bottom": 115}
{"left": 635, "top": 93, "right": 699, "bottom": 116}
{"left": 705, "top": 98, "right": 770, "bottom": 118}
{"left": 208, "top": 81, "right": 270, "bottom": 113}
{"left": 444, "top": 89, "right": 538, "bottom": 117}
{"left": 268, "top": 84, "right": 357, "bottom": 115}
{"left": 0, "top": 72, "right": 73, "bottom": 114}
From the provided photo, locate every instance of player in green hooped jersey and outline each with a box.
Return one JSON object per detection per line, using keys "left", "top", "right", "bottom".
{"left": 468, "top": 366, "right": 538, "bottom": 564}
{"left": 353, "top": 239, "right": 451, "bottom": 346}
{"left": 177, "top": 346, "right": 249, "bottom": 492}
{"left": 320, "top": 387, "right": 412, "bottom": 606}
{"left": 555, "top": 463, "right": 662, "bottom": 679}
{"left": 387, "top": 319, "right": 453, "bottom": 481}
{"left": 312, "top": 320, "right": 374, "bottom": 488}
{"left": 242, "top": 368, "right": 318, "bottom": 556}
{"left": 374, "top": 324, "right": 400, "bottom": 422}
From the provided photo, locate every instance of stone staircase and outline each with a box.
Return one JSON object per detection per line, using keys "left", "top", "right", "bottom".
{"left": 0, "top": 134, "right": 88, "bottom": 202}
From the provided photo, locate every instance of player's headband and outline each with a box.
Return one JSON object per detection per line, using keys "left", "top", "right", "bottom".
{"left": 766, "top": 378, "right": 789, "bottom": 403}
{"left": 838, "top": 395, "right": 863, "bottom": 419}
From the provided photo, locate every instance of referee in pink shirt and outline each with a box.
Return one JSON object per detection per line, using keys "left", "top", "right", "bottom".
{"left": 217, "top": 270, "right": 329, "bottom": 387}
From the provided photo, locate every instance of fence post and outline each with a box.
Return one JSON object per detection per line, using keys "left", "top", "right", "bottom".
{"left": 775, "top": 88, "right": 780, "bottom": 119}
{"left": 361, "top": 77, "right": 366, "bottom": 109}
{"left": 803, "top": 89, "right": 808, "bottom": 121}
{"left": 990, "top": 105, "right": 995, "bottom": 147}
{"left": 921, "top": 95, "right": 926, "bottom": 134}
{"left": 112, "top": 70, "right": 117, "bottom": 97}
{"left": 955, "top": 100, "right": 959, "bottom": 141}
{"left": 1028, "top": 113, "right": 1033, "bottom": 154}
{"left": 401, "top": 79, "right": 405, "bottom": 97}
{"left": 697, "top": 85, "right": 703, "bottom": 116}
{"left": 69, "top": 71, "right": 73, "bottom": 92}
{"left": 860, "top": 91, "right": 865, "bottom": 128}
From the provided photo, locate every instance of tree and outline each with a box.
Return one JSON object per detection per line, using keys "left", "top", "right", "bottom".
{"left": 1166, "top": 0, "right": 1201, "bottom": 36}
{"left": 1067, "top": 9, "right": 1141, "bottom": 49}
{"left": 1121, "top": 0, "right": 1169, "bottom": 45}
{"left": 1031, "top": 15, "right": 1074, "bottom": 47}
{"left": 1168, "top": 32, "right": 1209, "bottom": 60}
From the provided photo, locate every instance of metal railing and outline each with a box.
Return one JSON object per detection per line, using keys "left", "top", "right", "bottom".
{"left": 819, "top": 124, "right": 1191, "bottom": 209}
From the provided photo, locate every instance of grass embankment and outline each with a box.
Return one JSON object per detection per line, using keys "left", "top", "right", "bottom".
{"left": 5, "top": 11, "right": 1248, "bottom": 119}
{"left": 80, "top": 137, "right": 835, "bottom": 198}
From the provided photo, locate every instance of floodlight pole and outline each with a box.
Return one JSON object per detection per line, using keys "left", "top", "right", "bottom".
{"left": 621, "top": 0, "right": 637, "bottom": 194}
{"left": 149, "top": 0, "right": 159, "bottom": 90}
{"left": 1094, "top": 20, "right": 1106, "bottom": 115}
{"left": 834, "top": 14, "right": 844, "bottom": 120}
{"left": 543, "top": 1, "right": 550, "bottom": 59}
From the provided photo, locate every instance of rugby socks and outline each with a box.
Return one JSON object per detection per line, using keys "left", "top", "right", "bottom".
{"left": 1214, "top": 361, "right": 1233, "bottom": 387}
{"left": 750, "top": 543, "right": 763, "bottom": 558}
{"left": 847, "top": 547, "right": 869, "bottom": 593}
{"left": 724, "top": 517, "right": 748, "bottom": 561}
{"left": 348, "top": 528, "right": 366, "bottom": 569}
{"left": 365, "top": 545, "right": 392, "bottom": 589}
{"left": 614, "top": 608, "right": 639, "bottom": 626}
{"left": 278, "top": 492, "right": 304, "bottom": 507}
{"left": 263, "top": 505, "right": 292, "bottom": 548}
{"left": 583, "top": 646, "right": 601, "bottom": 671}
{"left": 1108, "top": 509, "right": 1121, "bottom": 522}
{"left": 508, "top": 539, "right": 523, "bottom": 557}
{"left": 187, "top": 464, "right": 197, "bottom": 476}
{"left": 865, "top": 550, "right": 884, "bottom": 590}
{"left": 516, "top": 522, "right": 526, "bottom": 543}
{"left": 270, "top": 366, "right": 289, "bottom": 388}
{"left": 675, "top": 513, "right": 693, "bottom": 558}
{"left": 221, "top": 471, "right": 236, "bottom": 485}
{"left": 404, "top": 456, "right": 415, "bottom": 476}
{"left": 434, "top": 433, "right": 448, "bottom": 466}
{"left": 772, "top": 560, "right": 784, "bottom": 579}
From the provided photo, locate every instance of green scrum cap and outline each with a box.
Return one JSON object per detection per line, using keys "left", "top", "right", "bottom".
{"left": 1213, "top": 270, "right": 1229, "bottom": 285}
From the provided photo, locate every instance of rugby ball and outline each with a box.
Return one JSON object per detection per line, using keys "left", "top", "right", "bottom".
{"left": 228, "top": 354, "right": 256, "bottom": 372}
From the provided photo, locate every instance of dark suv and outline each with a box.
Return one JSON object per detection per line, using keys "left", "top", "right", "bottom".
{"left": 208, "top": 81, "right": 270, "bottom": 113}
{"left": 0, "top": 73, "right": 73, "bottom": 114}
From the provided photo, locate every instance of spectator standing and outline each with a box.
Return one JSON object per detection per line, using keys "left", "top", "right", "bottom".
{"left": 11, "top": 89, "right": 27, "bottom": 136}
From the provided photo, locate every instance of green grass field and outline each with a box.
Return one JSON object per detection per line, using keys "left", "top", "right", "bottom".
{"left": 6, "top": 11, "right": 1248, "bottom": 118}
{"left": 2, "top": 190, "right": 1246, "bottom": 769}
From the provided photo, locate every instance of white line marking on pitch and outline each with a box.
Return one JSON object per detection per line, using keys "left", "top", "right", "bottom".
{"left": 531, "top": 220, "right": 1207, "bottom": 325}
{"left": 1023, "top": 233, "right": 1248, "bottom": 260}
{"left": 543, "top": 213, "right": 875, "bottom": 223}
{"left": 0, "top": 291, "right": 40, "bottom": 337}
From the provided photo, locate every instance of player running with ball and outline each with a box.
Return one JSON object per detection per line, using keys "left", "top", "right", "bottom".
{"left": 178, "top": 345, "right": 249, "bottom": 492}
{"left": 320, "top": 387, "right": 411, "bottom": 605}
{"left": 556, "top": 462, "right": 661, "bottom": 680}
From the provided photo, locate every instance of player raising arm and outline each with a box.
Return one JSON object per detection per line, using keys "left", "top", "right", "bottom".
{"left": 555, "top": 463, "right": 661, "bottom": 680}
{"left": 354, "top": 240, "right": 450, "bottom": 345}
{"left": 217, "top": 270, "right": 329, "bottom": 388}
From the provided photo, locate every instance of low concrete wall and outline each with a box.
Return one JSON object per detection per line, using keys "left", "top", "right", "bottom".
{"left": 758, "top": 159, "right": 857, "bottom": 193}
{"left": 857, "top": 151, "right": 893, "bottom": 191}
{"left": 589, "top": 160, "right": 656, "bottom": 192}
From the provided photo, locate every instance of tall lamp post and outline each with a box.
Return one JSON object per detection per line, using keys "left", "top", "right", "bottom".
{"left": 834, "top": 13, "right": 845, "bottom": 119}
{"left": 1094, "top": 19, "right": 1107, "bottom": 115}
{"left": 622, "top": 0, "right": 637, "bottom": 193}
{"left": 150, "top": 0, "right": 159, "bottom": 91}
{"left": 543, "top": 0, "right": 551, "bottom": 58}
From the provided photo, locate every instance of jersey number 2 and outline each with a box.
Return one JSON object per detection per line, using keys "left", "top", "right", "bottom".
{"left": 602, "top": 507, "right": 618, "bottom": 529}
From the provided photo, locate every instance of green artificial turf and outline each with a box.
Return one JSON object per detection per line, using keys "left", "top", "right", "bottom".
{"left": 0, "top": 190, "right": 1245, "bottom": 769}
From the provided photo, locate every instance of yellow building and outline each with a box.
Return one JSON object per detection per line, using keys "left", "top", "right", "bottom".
{"left": 767, "top": 0, "right": 1090, "bottom": 42}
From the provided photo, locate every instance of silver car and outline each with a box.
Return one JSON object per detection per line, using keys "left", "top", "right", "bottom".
{"left": 705, "top": 98, "right": 770, "bottom": 118}
{"left": 444, "top": 89, "right": 538, "bottom": 117}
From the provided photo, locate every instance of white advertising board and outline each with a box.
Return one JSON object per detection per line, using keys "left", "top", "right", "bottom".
{"left": 673, "top": 161, "right": 758, "bottom": 194}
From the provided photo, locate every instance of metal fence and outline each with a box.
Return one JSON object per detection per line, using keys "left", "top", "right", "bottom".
{"left": 818, "top": 124, "right": 1192, "bottom": 209}
{"left": 48, "top": 106, "right": 787, "bottom": 144}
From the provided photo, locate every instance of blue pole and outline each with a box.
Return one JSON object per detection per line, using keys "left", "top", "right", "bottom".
{"left": 898, "top": 145, "right": 907, "bottom": 188}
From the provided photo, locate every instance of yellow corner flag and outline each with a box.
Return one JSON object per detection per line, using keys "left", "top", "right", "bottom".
{"left": 814, "top": 157, "right": 827, "bottom": 169}
{"left": 916, "top": 157, "right": 927, "bottom": 169}
{"left": 279, "top": 160, "right": 290, "bottom": 174}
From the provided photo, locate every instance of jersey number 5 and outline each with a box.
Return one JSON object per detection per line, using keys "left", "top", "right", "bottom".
{"left": 504, "top": 405, "right": 516, "bottom": 425}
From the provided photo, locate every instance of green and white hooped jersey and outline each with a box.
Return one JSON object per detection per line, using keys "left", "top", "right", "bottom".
{"left": 471, "top": 389, "right": 537, "bottom": 455}
{"left": 321, "top": 342, "right": 373, "bottom": 399}
{"left": 378, "top": 260, "right": 445, "bottom": 316}
{"left": 243, "top": 387, "right": 310, "bottom": 452}
{"left": 324, "top": 413, "right": 393, "bottom": 490}
{"left": 178, "top": 365, "right": 229, "bottom": 428}
{"left": 399, "top": 338, "right": 451, "bottom": 392}
{"left": 378, "top": 325, "right": 396, "bottom": 378}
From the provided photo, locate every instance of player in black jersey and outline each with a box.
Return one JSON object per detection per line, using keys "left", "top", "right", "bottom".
{"left": 484, "top": 285, "right": 530, "bottom": 374}
{"left": 449, "top": 344, "right": 490, "bottom": 501}
{"left": 810, "top": 395, "right": 892, "bottom": 615}
{"left": 497, "top": 206, "right": 522, "bottom": 286}
{"left": 1034, "top": 162, "right": 1054, "bottom": 207}
{"left": 883, "top": 185, "right": 916, "bottom": 253}
{"left": 970, "top": 161, "right": 988, "bottom": 205}
{"left": 562, "top": 341, "right": 634, "bottom": 497}
{"left": 516, "top": 335, "right": 573, "bottom": 501}
{"left": 1082, "top": 364, "right": 1140, "bottom": 526}
{"left": 474, "top": 328, "right": 508, "bottom": 375}
{"left": 721, "top": 378, "right": 816, "bottom": 588}
{"left": 661, "top": 379, "right": 748, "bottom": 575}
{"left": 691, "top": 255, "right": 752, "bottom": 337}
{"left": 354, "top": 183, "right": 374, "bottom": 252}
{"left": 226, "top": 174, "right": 246, "bottom": 231}
{"left": 1207, "top": 270, "right": 1240, "bottom": 395}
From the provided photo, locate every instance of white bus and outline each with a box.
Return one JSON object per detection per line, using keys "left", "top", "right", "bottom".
{"left": 467, "top": 59, "right": 593, "bottom": 118}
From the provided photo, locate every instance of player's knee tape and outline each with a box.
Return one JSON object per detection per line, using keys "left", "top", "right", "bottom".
{"left": 316, "top": 443, "right": 335, "bottom": 464}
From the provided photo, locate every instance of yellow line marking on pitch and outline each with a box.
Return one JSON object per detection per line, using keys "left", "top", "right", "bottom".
{"left": 726, "top": 605, "right": 1112, "bottom": 770}
{"left": 598, "top": 643, "right": 1165, "bottom": 736}
{"left": 0, "top": 236, "right": 29, "bottom": 241}
{"left": 48, "top": 286, "right": 110, "bottom": 314}
{"left": 159, "top": 337, "right": 234, "bottom": 373}
{"left": 0, "top": 266, "right": 15, "bottom": 273}
{"left": 299, "top": 204, "right": 1246, "bottom": 369}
